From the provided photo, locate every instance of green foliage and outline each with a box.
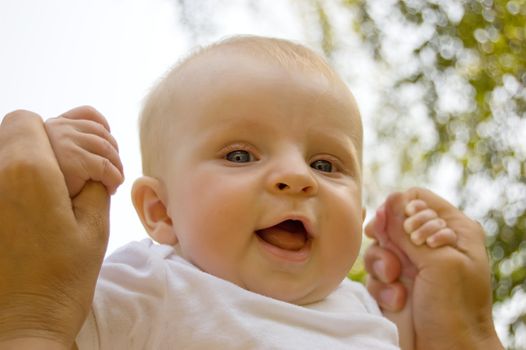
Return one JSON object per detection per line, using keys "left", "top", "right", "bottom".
{"left": 348, "top": 250, "right": 367, "bottom": 283}
{"left": 306, "top": 0, "right": 525, "bottom": 345}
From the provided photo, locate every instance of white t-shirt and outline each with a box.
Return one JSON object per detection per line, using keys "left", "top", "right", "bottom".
{"left": 77, "top": 239, "right": 399, "bottom": 349}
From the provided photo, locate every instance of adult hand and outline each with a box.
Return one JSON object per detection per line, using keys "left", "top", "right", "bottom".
{"left": 364, "top": 188, "right": 503, "bottom": 350}
{"left": 0, "top": 108, "right": 110, "bottom": 349}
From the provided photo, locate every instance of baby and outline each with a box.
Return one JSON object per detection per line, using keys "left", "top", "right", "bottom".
{"left": 46, "top": 36, "right": 459, "bottom": 349}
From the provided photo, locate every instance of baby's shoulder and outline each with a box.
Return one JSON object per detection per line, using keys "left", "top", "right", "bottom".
{"left": 317, "top": 278, "right": 382, "bottom": 316}
{"left": 105, "top": 238, "right": 191, "bottom": 266}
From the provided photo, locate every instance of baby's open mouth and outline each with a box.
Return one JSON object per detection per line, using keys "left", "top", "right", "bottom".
{"left": 256, "top": 220, "right": 309, "bottom": 251}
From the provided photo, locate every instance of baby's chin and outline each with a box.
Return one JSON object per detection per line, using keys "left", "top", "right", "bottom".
{"left": 242, "top": 278, "right": 337, "bottom": 306}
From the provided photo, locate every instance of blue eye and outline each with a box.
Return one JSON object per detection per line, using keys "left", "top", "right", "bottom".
{"left": 311, "top": 159, "right": 333, "bottom": 172}
{"left": 226, "top": 150, "right": 253, "bottom": 163}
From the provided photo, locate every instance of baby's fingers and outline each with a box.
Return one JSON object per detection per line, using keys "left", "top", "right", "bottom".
{"left": 407, "top": 217, "right": 447, "bottom": 245}
{"left": 404, "top": 199, "right": 458, "bottom": 248}
{"left": 77, "top": 133, "right": 124, "bottom": 176}
{"left": 79, "top": 150, "right": 124, "bottom": 194}
{"left": 426, "top": 228, "right": 457, "bottom": 248}
{"left": 47, "top": 117, "right": 120, "bottom": 153}
{"left": 403, "top": 208, "right": 438, "bottom": 234}
{"left": 71, "top": 133, "right": 124, "bottom": 194}
{"left": 60, "top": 105, "right": 111, "bottom": 132}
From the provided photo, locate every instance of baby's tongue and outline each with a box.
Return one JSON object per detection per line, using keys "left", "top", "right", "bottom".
{"left": 257, "top": 221, "right": 307, "bottom": 251}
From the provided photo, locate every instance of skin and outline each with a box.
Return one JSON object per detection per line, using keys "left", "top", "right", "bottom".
{"left": 0, "top": 107, "right": 111, "bottom": 349}
{"left": 132, "top": 50, "right": 365, "bottom": 305}
{"left": 40, "top": 45, "right": 501, "bottom": 349}
{"left": 364, "top": 188, "right": 504, "bottom": 350}
{"left": 45, "top": 108, "right": 124, "bottom": 197}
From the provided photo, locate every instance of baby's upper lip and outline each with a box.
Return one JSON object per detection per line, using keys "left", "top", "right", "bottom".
{"left": 259, "top": 214, "right": 316, "bottom": 238}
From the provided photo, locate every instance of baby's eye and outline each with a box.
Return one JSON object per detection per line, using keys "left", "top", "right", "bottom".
{"left": 311, "top": 159, "right": 334, "bottom": 173}
{"left": 225, "top": 150, "right": 254, "bottom": 163}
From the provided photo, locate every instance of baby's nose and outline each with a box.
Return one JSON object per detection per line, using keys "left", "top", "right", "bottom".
{"left": 266, "top": 157, "right": 318, "bottom": 196}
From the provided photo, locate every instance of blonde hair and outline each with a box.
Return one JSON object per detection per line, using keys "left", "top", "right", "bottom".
{"left": 139, "top": 35, "right": 353, "bottom": 176}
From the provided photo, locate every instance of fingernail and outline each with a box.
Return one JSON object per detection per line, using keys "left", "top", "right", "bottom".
{"left": 426, "top": 236, "right": 437, "bottom": 248}
{"left": 411, "top": 232, "right": 423, "bottom": 245}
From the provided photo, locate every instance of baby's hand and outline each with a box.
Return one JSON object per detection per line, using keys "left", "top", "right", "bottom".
{"left": 45, "top": 106, "right": 124, "bottom": 197}
{"left": 403, "top": 199, "right": 457, "bottom": 248}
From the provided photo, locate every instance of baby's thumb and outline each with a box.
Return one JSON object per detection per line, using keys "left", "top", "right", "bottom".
{"left": 72, "top": 181, "right": 110, "bottom": 256}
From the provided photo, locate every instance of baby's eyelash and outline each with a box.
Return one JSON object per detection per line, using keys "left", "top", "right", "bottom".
{"left": 219, "top": 143, "right": 260, "bottom": 161}
{"left": 311, "top": 155, "right": 352, "bottom": 175}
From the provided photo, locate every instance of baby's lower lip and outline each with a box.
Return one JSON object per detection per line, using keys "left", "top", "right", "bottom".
{"left": 255, "top": 233, "right": 312, "bottom": 264}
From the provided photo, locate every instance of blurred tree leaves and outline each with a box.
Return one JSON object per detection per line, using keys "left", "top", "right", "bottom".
{"left": 302, "top": 0, "right": 525, "bottom": 345}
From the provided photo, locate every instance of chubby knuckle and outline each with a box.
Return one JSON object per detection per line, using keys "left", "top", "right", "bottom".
{"left": 46, "top": 118, "right": 74, "bottom": 138}
{"left": 78, "top": 105, "right": 99, "bottom": 115}
{"left": 420, "top": 209, "right": 437, "bottom": 220}
{"left": 65, "top": 105, "right": 99, "bottom": 120}
{"left": 81, "top": 106, "right": 108, "bottom": 126}
{"left": 100, "top": 138, "right": 115, "bottom": 159}
{"left": 403, "top": 219, "right": 413, "bottom": 232}
{"left": 103, "top": 131, "right": 114, "bottom": 148}
{"left": 100, "top": 157, "right": 112, "bottom": 177}
{"left": 440, "top": 218, "right": 449, "bottom": 226}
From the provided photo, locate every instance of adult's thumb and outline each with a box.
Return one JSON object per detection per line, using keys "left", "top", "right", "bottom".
{"left": 72, "top": 181, "right": 110, "bottom": 253}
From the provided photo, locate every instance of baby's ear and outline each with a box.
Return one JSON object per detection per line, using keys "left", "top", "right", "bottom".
{"left": 131, "top": 176, "right": 178, "bottom": 245}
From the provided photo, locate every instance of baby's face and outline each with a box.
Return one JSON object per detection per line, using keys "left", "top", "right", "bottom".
{"left": 161, "top": 51, "right": 363, "bottom": 305}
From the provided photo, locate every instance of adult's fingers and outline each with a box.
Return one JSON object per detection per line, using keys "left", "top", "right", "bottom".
{"left": 366, "top": 275, "right": 406, "bottom": 312}
{"left": 363, "top": 243, "right": 401, "bottom": 284}
{"left": 364, "top": 205, "right": 386, "bottom": 242}
{"left": 363, "top": 242, "right": 407, "bottom": 311}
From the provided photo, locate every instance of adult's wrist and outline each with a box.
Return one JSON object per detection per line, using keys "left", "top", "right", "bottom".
{"left": 466, "top": 331, "right": 504, "bottom": 350}
{"left": 0, "top": 337, "right": 70, "bottom": 350}
{"left": 441, "top": 325, "right": 504, "bottom": 350}
{"left": 0, "top": 293, "right": 83, "bottom": 350}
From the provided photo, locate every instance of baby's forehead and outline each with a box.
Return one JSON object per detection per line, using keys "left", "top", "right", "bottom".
{"left": 143, "top": 38, "right": 363, "bottom": 164}
{"left": 172, "top": 49, "right": 358, "bottom": 111}
{"left": 166, "top": 39, "right": 344, "bottom": 90}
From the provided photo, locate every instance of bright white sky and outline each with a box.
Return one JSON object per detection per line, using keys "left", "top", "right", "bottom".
{"left": 0, "top": 0, "right": 305, "bottom": 254}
